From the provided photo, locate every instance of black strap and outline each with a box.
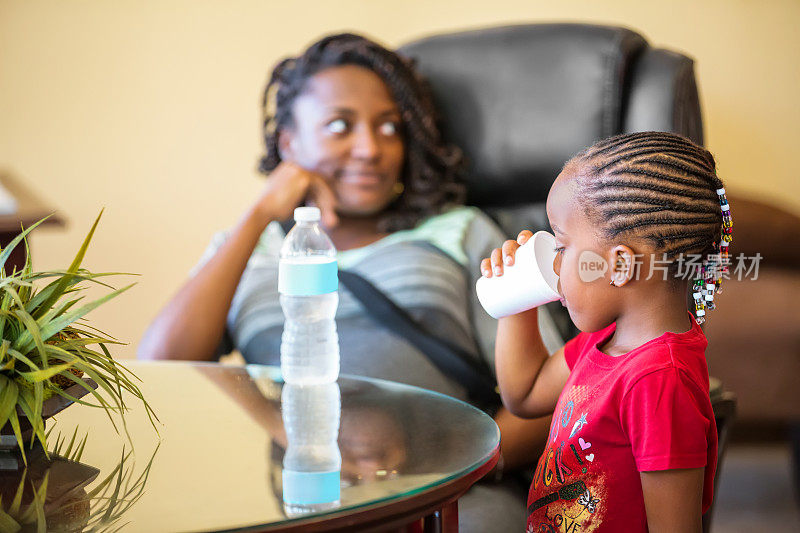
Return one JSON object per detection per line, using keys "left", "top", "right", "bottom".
{"left": 337, "top": 268, "right": 500, "bottom": 410}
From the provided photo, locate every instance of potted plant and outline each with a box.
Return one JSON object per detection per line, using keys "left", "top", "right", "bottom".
{"left": 0, "top": 212, "right": 155, "bottom": 463}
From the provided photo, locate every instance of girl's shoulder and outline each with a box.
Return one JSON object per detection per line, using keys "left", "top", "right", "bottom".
{"left": 624, "top": 319, "right": 709, "bottom": 381}
{"left": 583, "top": 319, "right": 711, "bottom": 401}
{"left": 625, "top": 328, "right": 711, "bottom": 400}
{"left": 568, "top": 316, "right": 707, "bottom": 370}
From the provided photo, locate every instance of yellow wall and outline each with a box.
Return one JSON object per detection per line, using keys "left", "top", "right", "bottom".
{"left": 1, "top": 0, "right": 798, "bottom": 358}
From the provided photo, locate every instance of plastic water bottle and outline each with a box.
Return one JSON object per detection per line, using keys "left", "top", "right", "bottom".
{"left": 279, "top": 207, "right": 340, "bottom": 385}
{"left": 281, "top": 382, "right": 342, "bottom": 516}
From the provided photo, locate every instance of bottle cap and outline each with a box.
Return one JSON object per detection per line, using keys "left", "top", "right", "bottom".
{"left": 294, "top": 207, "right": 321, "bottom": 222}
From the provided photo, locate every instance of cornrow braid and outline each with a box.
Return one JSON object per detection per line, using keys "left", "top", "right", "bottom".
{"left": 571, "top": 131, "right": 733, "bottom": 324}
{"left": 259, "top": 33, "right": 465, "bottom": 232}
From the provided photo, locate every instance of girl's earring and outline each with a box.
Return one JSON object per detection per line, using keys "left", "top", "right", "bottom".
{"left": 610, "top": 266, "right": 628, "bottom": 286}
{"left": 393, "top": 182, "right": 405, "bottom": 196}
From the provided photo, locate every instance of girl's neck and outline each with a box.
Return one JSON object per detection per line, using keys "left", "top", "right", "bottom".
{"left": 324, "top": 215, "right": 389, "bottom": 252}
{"left": 599, "top": 287, "right": 693, "bottom": 357}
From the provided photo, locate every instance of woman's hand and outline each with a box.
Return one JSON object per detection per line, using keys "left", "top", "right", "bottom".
{"left": 254, "top": 161, "right": 339, "bottom": 228}
{"left": 480, "top": 230, "right": 534, "bottom": 278}
{"left": 139, "top": 160, "right": 338, "bottom": 361}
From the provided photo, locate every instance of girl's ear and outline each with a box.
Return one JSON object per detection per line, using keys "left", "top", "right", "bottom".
{"left": 608, "top": 245, "right": 636, "bottom": 287}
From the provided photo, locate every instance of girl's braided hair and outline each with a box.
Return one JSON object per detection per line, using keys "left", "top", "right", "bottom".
{"left": 259, "top": 33, "right": 465, "bottom": 232}
{"left": 570, "top": 131, "right": 733, "bottom": 323}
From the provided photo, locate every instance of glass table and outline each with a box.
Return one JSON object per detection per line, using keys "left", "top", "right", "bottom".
{"left": 0, "top": 361, "right": 500, "bottom": 532}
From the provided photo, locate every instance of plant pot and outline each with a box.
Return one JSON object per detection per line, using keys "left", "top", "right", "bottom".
{"left": 0, "top": 451, "right": 100, "bottom": 528}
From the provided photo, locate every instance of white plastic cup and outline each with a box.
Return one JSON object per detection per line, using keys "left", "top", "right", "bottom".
{"left": 476, "top": 231, "right": 561, "bottom": 319}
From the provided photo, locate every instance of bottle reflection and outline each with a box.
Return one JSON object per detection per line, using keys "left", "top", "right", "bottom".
{"left": 281, "top": 382, "right": 342, "bottom": 517}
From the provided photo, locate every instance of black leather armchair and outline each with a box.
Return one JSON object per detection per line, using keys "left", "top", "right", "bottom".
{"left": 401, "top": 23, "right": 703, "bottom": 236}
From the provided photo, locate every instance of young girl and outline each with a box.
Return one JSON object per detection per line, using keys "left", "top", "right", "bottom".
{"left": 481, "top": 132, "right": 730, "bottom": 532}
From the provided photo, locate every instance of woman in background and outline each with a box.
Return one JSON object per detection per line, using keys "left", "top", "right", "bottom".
{"left": 139, "top": 33, "right": 560, "bottom": 531}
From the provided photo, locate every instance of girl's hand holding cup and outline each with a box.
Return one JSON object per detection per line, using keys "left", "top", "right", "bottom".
{"left": 480, "top": 230, "right": 535, "bottom": 278}
{"left": 477, "top": 230, "right": 561, "bottom": 319}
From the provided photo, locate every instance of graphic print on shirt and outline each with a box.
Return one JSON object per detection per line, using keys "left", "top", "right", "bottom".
{"left": 527, "top": 384, "right": 608, "bottom": 533}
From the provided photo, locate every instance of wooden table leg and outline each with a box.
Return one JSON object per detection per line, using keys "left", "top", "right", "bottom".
{"left": 422, "top": 510, "right": 440, "bottom": 533}
{"left": 422, "top": 499, "right": 459, "bottom": 533}
{"left": 441, "top": 500, "right": 458, "bottom": 533}
{"left": 403, "top": 518, "right": 425, "bottom": 533}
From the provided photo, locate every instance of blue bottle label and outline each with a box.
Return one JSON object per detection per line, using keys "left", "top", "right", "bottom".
{"left": 279, "top": 258, "right": 338, "bottom": 296}
{"left": 282, "top": 469, "right": 341, "bottom": 504}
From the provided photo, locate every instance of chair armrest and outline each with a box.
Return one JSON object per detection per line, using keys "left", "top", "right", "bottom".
{"left": 727, "top": 195, "right": 800, "bottom": 270}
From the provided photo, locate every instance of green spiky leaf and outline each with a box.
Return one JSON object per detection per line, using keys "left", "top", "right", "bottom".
{"left": 0, "top": 212, "right": 156, "bottom": 456}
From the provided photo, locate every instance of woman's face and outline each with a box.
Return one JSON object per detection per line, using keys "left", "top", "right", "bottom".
{"left": 280, "top": 64, "right": 405, "bottom": 217}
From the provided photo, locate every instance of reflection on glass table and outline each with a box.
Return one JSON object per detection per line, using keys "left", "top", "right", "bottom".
{"left": 37, "top": 361, "right": 498, "bottom": 532}
{"left": 0, "top": 429, "right": 157, "bottom": 531}
{"left": 280, "top": 382, "right": 342, "bottom": 517}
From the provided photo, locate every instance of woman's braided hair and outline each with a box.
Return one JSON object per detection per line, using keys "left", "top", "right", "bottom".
{"left": 259, "top": 33, "right": 465, "bottom": 232}
{"left": 570, "top": 131, "right": 733, "bottom": 323}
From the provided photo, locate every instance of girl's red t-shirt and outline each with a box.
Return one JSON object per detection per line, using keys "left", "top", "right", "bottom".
{"left": 526, "top": 313, "right": 717, "bottom": 532}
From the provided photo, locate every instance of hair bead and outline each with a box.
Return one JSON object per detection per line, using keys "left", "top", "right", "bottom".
{"left": 690, "top": 183, "right": 733, "bottom": 323}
